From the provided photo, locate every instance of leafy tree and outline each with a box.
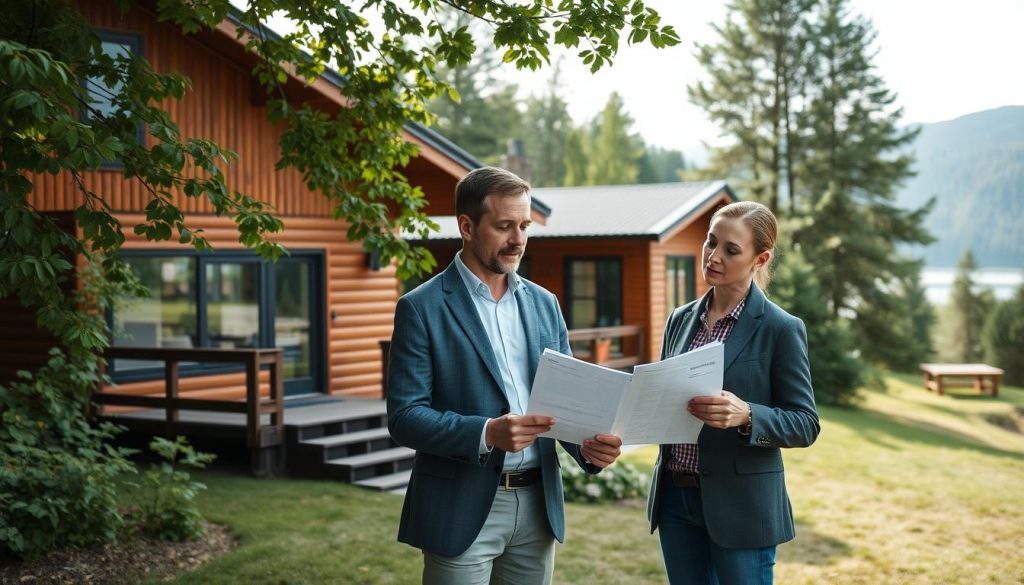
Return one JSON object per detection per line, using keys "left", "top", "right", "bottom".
{"left": 428, "top": 13, "right": 524, "bottom": 164}
{"left": 585, "top": 92, "right": 645, "bottom": 185}
{"left": 1, "top": 0, "right": 679, "bottom": 556}
{"left": 983, "top": 279, "right": 1024, "bottom": 386}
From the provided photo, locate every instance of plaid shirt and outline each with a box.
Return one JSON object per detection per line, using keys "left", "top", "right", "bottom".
{"left": 664, "top": 291, "right": 747, "bottom": 473}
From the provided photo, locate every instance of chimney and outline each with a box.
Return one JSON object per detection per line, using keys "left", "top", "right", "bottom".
{"left": 499, "top": 138, "right": 531, "bottom": 184}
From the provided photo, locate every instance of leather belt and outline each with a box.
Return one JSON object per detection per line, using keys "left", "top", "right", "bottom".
{"left": 498, "top": 468, "right": 541, "bottom": 489}
{"left": 671, "top": 471, "right": 701, "bottom": 488}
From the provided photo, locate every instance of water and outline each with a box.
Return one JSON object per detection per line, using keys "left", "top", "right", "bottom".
{"left": 921, "top": 268, "right": 1023, "bottom": 305}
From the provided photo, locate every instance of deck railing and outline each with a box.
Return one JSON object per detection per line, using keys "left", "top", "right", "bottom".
{"left": 567, "top": 325, "right": 644, "bottom": 370}
{"left": 94, "top": 347, "right": 285, "bottom": 474}
{"left": 379, "top": 324, "right": 644, "bottom": 396}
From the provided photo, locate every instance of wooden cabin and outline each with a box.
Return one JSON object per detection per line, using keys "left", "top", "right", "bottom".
{"left": 3, "top": 1, "right": 559, "bottom": 481}
{"left": 4, "top": 1, "right": 555, "bottom": 402}
{"left": 416, "top": 181, "right": 736, "bottom": 365}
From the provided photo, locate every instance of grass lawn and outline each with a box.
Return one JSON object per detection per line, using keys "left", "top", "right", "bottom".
{"left": 160, "top": 376, "right": 1024, "bottom": 584}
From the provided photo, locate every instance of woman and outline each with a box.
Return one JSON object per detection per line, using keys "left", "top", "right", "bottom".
{"left": 647, "top": 201, "right": 820, "bottom": 585}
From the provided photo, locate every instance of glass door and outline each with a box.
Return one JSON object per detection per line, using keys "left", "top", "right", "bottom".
{"left": 273, "top": 256, "right": 322, "bottom": 396}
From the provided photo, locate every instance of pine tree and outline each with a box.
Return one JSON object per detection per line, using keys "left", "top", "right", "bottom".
{"left": 855, "top": 268, "right": 935, "bottom": 370}
{"left": 983, "top": 279, "right": 1024, "bottom": 385}
{"left": 522, "top": 66, "right": 572, "bottom": 187}
{"left": 769, "top": 244, "right": 863, "bottom": 405}
{"left": 789, "top": 0, "right": 933, "bottom": 366}
{"left": 689, "top": 0, "right": 813, "bottom": 208}
{"left": 562, "top": 126, "right": 589, "bottom": 187}
{"left": 585, "top": 92, "right": 645, "bottom": 185}
{"left": 948, "top": 250, "right": 995, "bottom": 362}
{"left": 638, "top": 146, "right": 687, "bottom": 184}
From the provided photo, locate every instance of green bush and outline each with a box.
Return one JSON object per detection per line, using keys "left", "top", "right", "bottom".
{"left": 0, "top": 349, "right": 135, "bottom": 558}
{"left": 130, "top": 436, "right": 216, "bottom": 541}
{"left": 558, "top": 448, "right": 649, "bottom": 503}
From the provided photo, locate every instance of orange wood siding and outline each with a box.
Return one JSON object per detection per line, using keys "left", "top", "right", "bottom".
{"left": 648, "top": 202, "right": 727, "bottom": 360}
{"left": 28, "top": 2, "right": 455, "bottom": 216}
{"left": 425, "top": 238, "right": 659, "bottom": 363}
{"left": 27, "top": 1, "right": 334, "bottom": 217}
{"left": 520, "top": 239, "right": 652, "bottom": 361}
{"left": 649, "top": 217, "right": 712, "bottom": 360}
{"left": 101, "top": 214, "right": 399, "bottom": 401}
{"left": 16, "top": 2, "right": 480, "bottom": 402}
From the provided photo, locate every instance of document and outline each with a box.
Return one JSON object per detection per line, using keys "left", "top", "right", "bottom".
{"left": 525, "top": 341, "right": 724, "bottom": 445}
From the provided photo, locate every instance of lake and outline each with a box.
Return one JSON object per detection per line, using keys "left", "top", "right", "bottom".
{"left": 921, "top": 268, "right": 1023, "bottom": 305}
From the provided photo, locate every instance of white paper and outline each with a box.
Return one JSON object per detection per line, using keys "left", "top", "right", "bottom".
{"left": 525, "top": 342, "right": 724, "bottom": 445}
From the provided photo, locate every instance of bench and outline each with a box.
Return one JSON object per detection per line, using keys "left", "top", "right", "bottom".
{"left": 919, "top": 363, "right": 1004, "bottom": 397}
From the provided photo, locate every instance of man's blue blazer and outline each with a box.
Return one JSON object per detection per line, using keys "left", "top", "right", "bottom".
{"left": 387, "top": 261, "right": 594, "bottom": 557}
{"left": 647, "top": 283, "right": 820, "bottom": 548}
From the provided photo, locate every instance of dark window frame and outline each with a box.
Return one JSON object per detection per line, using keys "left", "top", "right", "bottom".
{"left": 84, "top": 29, "right": 145, "bottom": 170}
{"left": 107, "top": 249, "right": 326, "bottom": 396}
{"left": 563, "top": 256, "right": 623, "bottom": 330}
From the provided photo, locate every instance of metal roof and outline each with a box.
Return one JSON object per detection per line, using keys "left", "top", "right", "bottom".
{"left": 418, "top": 181, "right": 733, "bottom": 241}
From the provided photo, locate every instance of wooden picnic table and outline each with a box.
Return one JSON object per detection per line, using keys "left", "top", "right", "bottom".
{"left": 919, "top": 363, "right": 1005, "bottom": 397}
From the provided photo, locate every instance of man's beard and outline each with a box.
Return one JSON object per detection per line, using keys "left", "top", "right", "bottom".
{"left": 475, "top": 245, "right": 522, "bottom": 275}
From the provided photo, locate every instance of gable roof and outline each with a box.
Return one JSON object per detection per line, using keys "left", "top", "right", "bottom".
{"left": 418, "top": 181, "right": 734, "bottom": 241}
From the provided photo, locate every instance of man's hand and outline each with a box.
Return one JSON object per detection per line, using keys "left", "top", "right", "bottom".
{"left": 687, "top": 390, "right": 751, "bottom": 429}
{"left": 485, "top": 414, "right": 555, "bottom": 453}
{"left": 581, "top": 434, "right": 622, "bottom": 468}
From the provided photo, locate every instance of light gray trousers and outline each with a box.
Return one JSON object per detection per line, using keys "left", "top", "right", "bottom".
{"left": 422, "top": 483, "right": 555, "bottom": 585}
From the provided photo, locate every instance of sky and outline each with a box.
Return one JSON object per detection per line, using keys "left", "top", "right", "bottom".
{"left": 498, "top": 0, "right": 1024, "bottom": 154}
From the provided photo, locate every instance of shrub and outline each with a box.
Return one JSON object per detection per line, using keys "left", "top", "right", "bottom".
{"left": 0, "top": 349, "right": 135, "bottom": 558}
{"left": 131, "top": 436, "right": 216, "bottom": 541}
{"left": 558, "top": 448, "right": 649, "bottom": 503}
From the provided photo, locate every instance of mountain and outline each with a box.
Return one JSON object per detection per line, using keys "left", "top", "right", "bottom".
{"left": 897, "top": 106, "right": 1024, "bottom": 269}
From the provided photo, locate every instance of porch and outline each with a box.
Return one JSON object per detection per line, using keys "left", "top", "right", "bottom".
{"left": 95, "top": 324, "right": 643, "bottom": 492}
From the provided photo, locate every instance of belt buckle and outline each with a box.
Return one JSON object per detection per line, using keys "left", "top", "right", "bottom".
{"left": 504, "top": 472, "right": 511, "bottom": 490}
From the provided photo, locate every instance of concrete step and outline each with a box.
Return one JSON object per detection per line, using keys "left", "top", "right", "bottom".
{"left": 301, "top": 426, "right": 391, "bottom": 447}
{"left": 297, "top": 427, "right": 394, "bottom": 460}
{"left": 286, "top": 398, "right": 389, "bottom": 441}
{"left": 353, "top": 469, "right": 412, "bottom": 491}
{"left": 325, "top": 446, "right": 415, "bottom": 482}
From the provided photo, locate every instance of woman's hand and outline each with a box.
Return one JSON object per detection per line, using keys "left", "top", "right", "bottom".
{"left": 688, "top": 391, "right": 751, "bottom": 429}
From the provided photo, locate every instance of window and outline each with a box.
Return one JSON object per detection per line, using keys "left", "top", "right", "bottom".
{"left": 83, "top": 31, "right": 144, "bottom": 167}
{"left": 110, "top": 251, "right": 325, "bottom": 396}
{"left": 566, "top": 255, "right": 622, "bottom": 325}
{"left": 665, "top": 256, "right": 696, "bottom": 315}
{"left": 565, "top": 257, "right": 622, "bottom": 355}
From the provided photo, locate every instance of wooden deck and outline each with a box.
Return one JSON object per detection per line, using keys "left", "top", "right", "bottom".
{"left": 920, "top": 363, "right": 1005, "bottom": 397}
{"left": 101, "top": 395, "right": 414, "bottom": 491}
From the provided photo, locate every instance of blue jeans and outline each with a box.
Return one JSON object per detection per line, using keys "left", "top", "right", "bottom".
{"left": 657, "top": 473, "right": 776, "bottom": 585}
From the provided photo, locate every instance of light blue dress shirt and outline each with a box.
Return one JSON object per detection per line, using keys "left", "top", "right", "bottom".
{"left": 454, "top": 251, "right": 538, "bottom": 471}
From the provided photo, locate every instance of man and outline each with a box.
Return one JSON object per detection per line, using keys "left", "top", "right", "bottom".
{"left": 387, "top": 166, "right": 622, "bottom": 584}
